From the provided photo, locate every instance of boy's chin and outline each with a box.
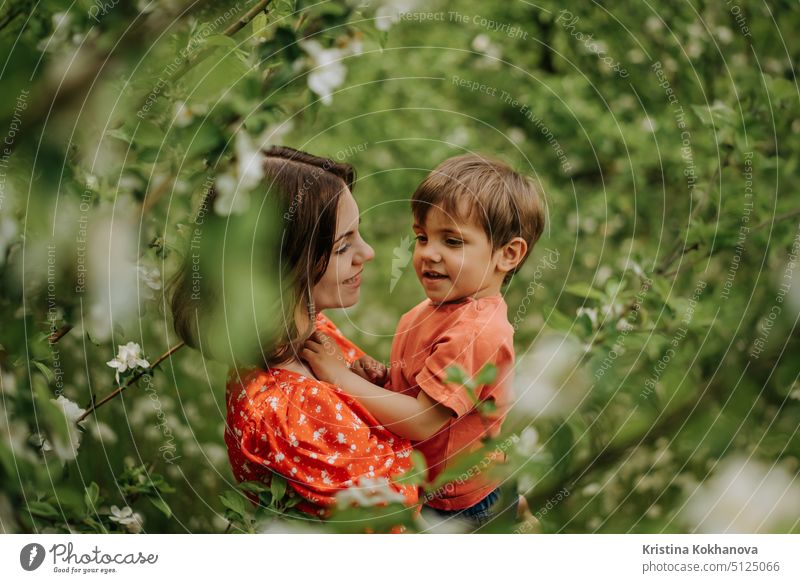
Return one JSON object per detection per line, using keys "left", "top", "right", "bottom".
{"left": 423, "top": 287, "right": 464, "bottom": 304}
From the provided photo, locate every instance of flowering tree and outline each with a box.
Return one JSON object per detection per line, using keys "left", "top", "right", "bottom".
{"left": 1, "top": 0, "right": 799, "bottom": 534}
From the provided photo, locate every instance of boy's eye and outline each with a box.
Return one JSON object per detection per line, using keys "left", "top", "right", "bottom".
{"left": 445, "top": 238, "right": 463, "bottom": 246}
{"left": 414, "top": 235, "right": 427, "bottom": 243}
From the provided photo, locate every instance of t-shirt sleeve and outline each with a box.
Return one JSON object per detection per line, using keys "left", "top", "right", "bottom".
{"left": 315, "top": 313, "right": 365, "bottom": 365}
{"left": 415, "top": 329, "right": 509, "bottom": 418}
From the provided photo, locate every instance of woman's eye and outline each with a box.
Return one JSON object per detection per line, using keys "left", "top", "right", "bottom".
{"left": 335, "top": 243, "right": 351, "bottom": 254}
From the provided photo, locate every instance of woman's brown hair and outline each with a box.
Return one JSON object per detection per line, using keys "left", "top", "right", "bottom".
{"left": 170, "top": 145, "right": 355, "bottom": 367}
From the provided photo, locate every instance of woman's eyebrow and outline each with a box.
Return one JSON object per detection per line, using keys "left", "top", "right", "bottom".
{"left": 333, "top": 219, "right": 361, "bottom": 243}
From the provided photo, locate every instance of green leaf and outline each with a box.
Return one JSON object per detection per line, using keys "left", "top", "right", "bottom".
{"left": 270, "top": 474, "right": 287, "bottom": 502}
{"left": 426, "top": 447, "right": 496, "bottom": 492}
{"left": 31, "top": 360, "right": 54, "bottom": 383}
{"left": 395, "top": 450, "right": 427, "bottom": 485}
{"left": 219, "top": 491, "right": 247, "bottom": 516}
{"left": 201, "top": 35, "right": 240, "bottom": 51}
{"left": 148, "top": 496, "right": 172, "bottom": 518}
{"left": 474, "top": 363, "right": 498, "bottom": 386}
{"left": 545, "top": 308, "right": 576, "bottom": 334}
{"left": 84, "top": 482, "right": 100, "bottom": 511}
{"left": 252, "top": 12, "right": 269, "bottom": 42}
{"left": 182, "top": 47, "right": 251, "bottom": 104}
{"left": 445, "top": 365, "right": 470, "bottom": 387}
{"left": 239, "top": 480, "right": 270, "bottom": 494}
{"left": 690, "top": 103, "right": 735, "bottom": 128}
{"left": 28, "top": 501, "right": 59, "bottom": 519}
{"left": 565, "top": 283, "right": 606, "bottom": 301}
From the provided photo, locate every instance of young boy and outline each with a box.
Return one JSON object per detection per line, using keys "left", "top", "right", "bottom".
{"left": 303, "top": 153, "right": 545, "bottom": 524}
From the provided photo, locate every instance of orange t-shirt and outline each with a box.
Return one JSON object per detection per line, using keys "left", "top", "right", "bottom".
{"left": 387, "top": 295, "right": 514, "bottom": 511}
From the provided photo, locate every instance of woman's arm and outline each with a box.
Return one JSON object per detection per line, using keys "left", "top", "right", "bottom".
{"left": 302, "top": 334, "right": 452, "bottom": 441}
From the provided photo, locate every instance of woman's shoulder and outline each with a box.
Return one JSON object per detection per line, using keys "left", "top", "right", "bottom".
{"left": 226, "top": 366, "right": 369, "bottom": 421}
{"left": 314, "top": 312, "right": 364, "bottom": 363}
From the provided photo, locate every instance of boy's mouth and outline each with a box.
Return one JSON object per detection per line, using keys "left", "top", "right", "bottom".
{"left": 422, "top": 270, "right": 448, "bottom": 281}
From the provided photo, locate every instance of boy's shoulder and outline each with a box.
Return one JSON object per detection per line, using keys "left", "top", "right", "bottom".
{"left": 399, "top": 296, "right": 514, "bottom": 341}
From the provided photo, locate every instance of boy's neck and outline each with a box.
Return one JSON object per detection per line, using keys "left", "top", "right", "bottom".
{"left": 432, "top": 281, "right": 503, "bottom": 306}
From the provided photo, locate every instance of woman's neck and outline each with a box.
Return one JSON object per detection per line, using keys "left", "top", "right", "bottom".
{"left": 272, "top": 358, "right": 317, "bottom": 378}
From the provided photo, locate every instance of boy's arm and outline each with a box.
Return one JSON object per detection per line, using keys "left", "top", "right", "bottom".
{"left": 303, "top": 334, "right": 452, "bottom": 441}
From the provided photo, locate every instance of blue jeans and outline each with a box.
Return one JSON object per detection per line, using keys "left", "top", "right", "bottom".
{"left": 431, "top": 488, "right": 501, "bottom": 526}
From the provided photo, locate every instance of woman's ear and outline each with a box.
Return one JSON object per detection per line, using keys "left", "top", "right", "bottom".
{"left": 496, "top": 237, "right": 528, "bottom": 275}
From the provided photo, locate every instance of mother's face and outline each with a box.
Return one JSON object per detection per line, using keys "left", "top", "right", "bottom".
{"left": 312, "top": 187, "right": 374, "bottom": 310}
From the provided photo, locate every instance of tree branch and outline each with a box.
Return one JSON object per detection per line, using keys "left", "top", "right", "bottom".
{"left": 224, "top": 0, "right": 273, "bottom": 37}
{"left": 752, "top": 208, "right": 800, "bottom": 233}
{"left": 48, "top": 325, "right": 73, "bottom": 344}
{"left": 77, "top": 341, "right": 185, "bottom": 423}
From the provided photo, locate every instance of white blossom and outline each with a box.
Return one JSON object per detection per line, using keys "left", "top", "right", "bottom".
{"left": 172, "top": 101, "right": 206, "bottom": 128}
{"left": 645, "top": 16, "right": 663, "bottom": 33}
{"left": 515, "top": 426, "right": 540, "bottom": 457}
{"left": 416, "top": 507, "right": 472, "bottom": 534}
{"left": 335, "top": 477, "right": 407, "bottom": 509}
{"left": 682, "top": 456, "right": 800, "bottom": 533}
{"left": 108, "top": 505, "right": 143, "bottom": 533}
{"left": 89, "top": 421, "right": 117, "bottom": 445}
{"left": 507, "top": 127, "right": 526, "bottom": 145}
{"left": 301, "top": 41, "right": 347, "bottom": 105}
{"left": 234, "top": 130, "right": 264, "bottom": 191}
{"left": 512, "top": 334, "right": 590, "bottom": 419}
{"left": 86, "top": 203, "right": 139, "bottom": 341}
{"left": 616, "top": 318, "right": 635, "bottom": 332}
{"left": 374, "top": 0, "right": 417, "bottom": 31}
{"left": 0, "top": 215, "right": 16, "bottom": 266}
{"left": 45, "top": 396, "right": 89, "bottom": 461}
{"left": 37, "top": 12, "right": 72, "bottom": 53}
{"left": 641, "top": 116, "right": 657, "bottom": 133}
{"left": 716, "top": 26, "right": 734, "bottom": 44}
{"left": 106, "top": 342, "right": 150, "bottom": 384}
{"left": 576, "top": 307, "right": 599, "bottom": 329}
{"left": 214, "top": 130, "right": 264, "bottom": 216}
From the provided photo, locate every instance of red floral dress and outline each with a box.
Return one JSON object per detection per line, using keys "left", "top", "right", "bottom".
{"left": 225, "top": 313, "right": 419, "bottom": 517}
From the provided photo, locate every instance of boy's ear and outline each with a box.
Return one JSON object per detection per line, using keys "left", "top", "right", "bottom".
{"left": 496, "top": 237, "right": 528, "bottom": 275}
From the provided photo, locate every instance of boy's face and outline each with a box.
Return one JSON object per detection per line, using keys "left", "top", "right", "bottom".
{"left": 412, "top": 204, "right": 503, "bottom": 304}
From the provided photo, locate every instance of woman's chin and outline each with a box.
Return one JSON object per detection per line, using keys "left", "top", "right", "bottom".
{"left": 328, "top": 288, "right": 360, "bottom": 309}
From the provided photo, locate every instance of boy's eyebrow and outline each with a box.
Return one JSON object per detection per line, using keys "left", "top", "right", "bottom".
{"left": 414, "top": 224, "right": 464, "bottom": 236}
{"left": 334, "top": 218, "right": 361, "bottom": 243}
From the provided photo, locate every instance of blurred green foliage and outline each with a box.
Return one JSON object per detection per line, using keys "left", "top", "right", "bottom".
{"left": 0, "top": 0, "right": 798, "bottom": 533}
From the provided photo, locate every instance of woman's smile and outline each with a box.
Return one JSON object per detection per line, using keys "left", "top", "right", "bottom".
{"left": 342, "top": 270, "right": 363, "bottom": 286}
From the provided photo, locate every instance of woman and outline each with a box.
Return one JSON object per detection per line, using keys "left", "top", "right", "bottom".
{"left": 170, "top": 146, "right": 418, "bottom": 519}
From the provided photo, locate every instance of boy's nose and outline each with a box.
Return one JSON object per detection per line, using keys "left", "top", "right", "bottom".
{"left": 419, "top": 245, "right": 442, "bottom": 263}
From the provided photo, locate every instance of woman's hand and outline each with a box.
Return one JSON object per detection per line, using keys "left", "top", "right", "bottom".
{"left": 302, "top": 332, "right": 350, "bottom": 386}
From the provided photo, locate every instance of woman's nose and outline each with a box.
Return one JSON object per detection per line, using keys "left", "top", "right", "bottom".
{"left": 355, "top": 237, "right": 374, "bottom": 263}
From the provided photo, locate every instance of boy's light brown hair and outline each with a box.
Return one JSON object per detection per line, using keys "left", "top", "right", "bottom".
{"left": 410, "top": 153, "right": 546, "bottom": 283}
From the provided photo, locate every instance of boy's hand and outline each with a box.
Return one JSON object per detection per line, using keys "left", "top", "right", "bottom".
{"left": 302, "top": 332, "right": 350, "bottom": 386}
{"left": 351, "top": 355, "right": 388, "bottom": 387}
